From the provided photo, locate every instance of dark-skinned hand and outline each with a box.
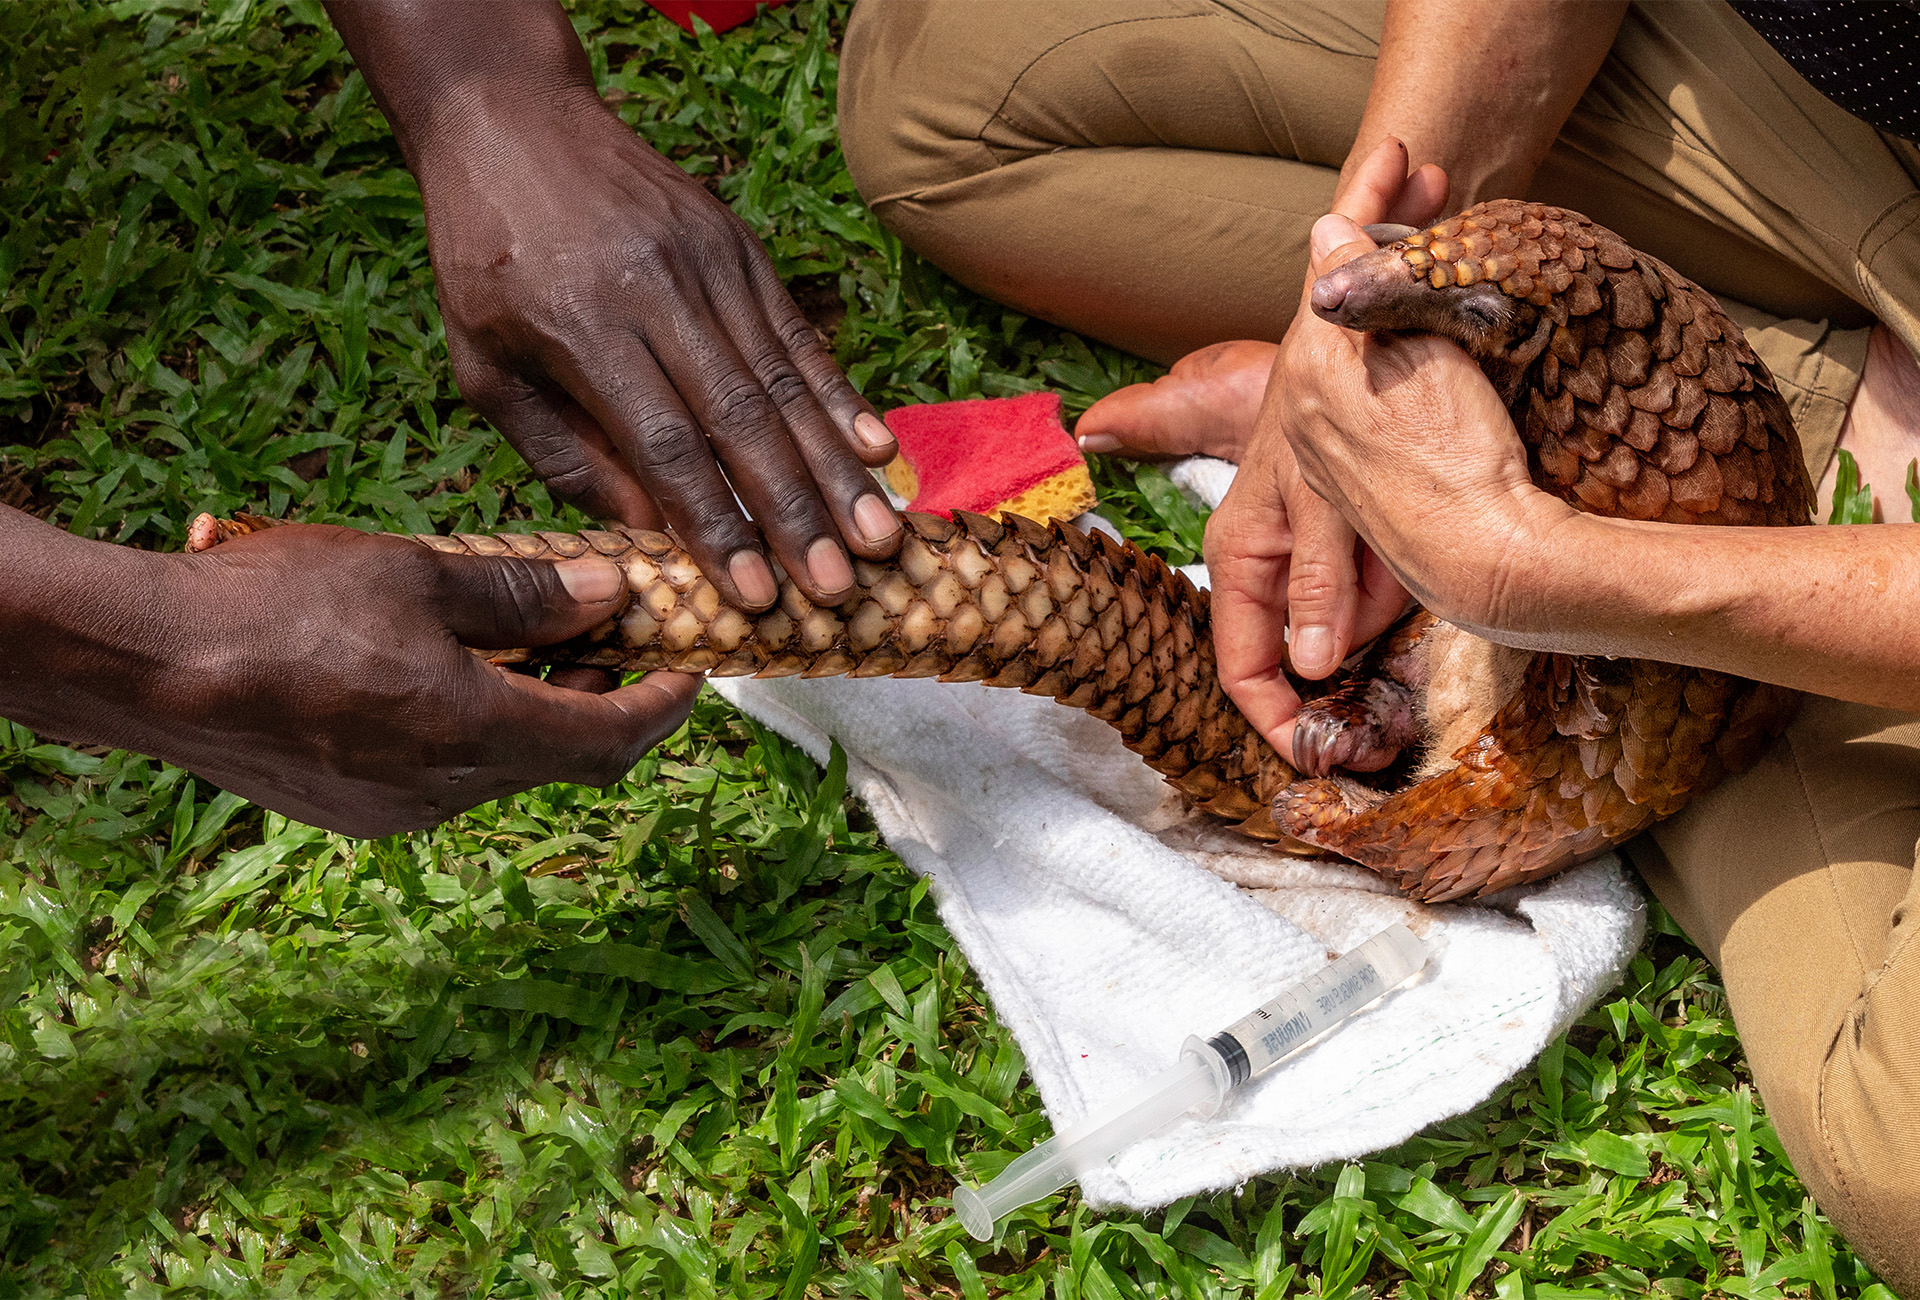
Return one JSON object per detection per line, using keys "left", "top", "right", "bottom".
{"left": 325, "top": 1, "right": 902, "bottom": 614}
{"left": 0, "top": 509, "right": 696, "bottom": 838}
{"left": 420, "top": 105, "right": 903, "bottom": 610}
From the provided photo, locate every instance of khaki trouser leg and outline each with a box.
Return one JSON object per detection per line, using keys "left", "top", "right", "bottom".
{"left": 839, "top": 1, "right": 1385, "bottom": 364}
{"left": 1629, "top": 702, "right": 1920, "bottom": 1298}
{"left": 837, "top": 0, "right": 1916, "bottom": 471}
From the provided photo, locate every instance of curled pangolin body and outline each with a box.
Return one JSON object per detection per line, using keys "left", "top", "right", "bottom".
{"left": 1276, "top": 199, "right": 1812, "bottom": 896}
{"left": 190, "top": 201, "right": 1813, "bottom": 902}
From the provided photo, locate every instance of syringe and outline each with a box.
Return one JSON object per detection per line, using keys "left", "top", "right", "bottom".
{"left": 951, "top": 923, "right": 1430, "bottom": 1241}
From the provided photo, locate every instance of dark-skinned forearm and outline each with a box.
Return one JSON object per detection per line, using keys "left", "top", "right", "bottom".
{"left": 1341, "top": 0, "right": 1628, "bottom": 208}
{"left": 0, "top": 505, "right": 178, "bottom": 745}
{"left": 322, "top": 0, "right": 602, "bottom": 174}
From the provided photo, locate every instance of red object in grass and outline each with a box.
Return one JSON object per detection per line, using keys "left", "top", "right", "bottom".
{"left": 645, "top": 0, "right": 788, "bottom": 35}
{"left": 883, "top": 392, "right": 1097, "bottom": 525}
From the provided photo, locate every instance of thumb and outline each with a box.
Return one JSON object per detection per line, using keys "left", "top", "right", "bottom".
{"left": 1308, "top": 212, "right": 1380, "bottom": 277}
{"left": 427, "top": 550, "right": 629, "bottom": 649}
{"left": 490, "top": 670, "right": 701, "bottom": 788}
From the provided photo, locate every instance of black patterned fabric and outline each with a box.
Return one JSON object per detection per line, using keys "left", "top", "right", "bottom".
{"left": 1730, "top": 0, "right": 1920, "bottom": 141}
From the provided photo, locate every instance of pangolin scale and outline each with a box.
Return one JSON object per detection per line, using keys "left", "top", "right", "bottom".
{"left": 189, "top": 200, "right": 1813, "bottom": 903}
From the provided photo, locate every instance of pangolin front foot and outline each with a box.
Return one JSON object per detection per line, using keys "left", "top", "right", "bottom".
{"left": 1290, "top": 609, "right": 1434, "bottom": 778}
{"left": 1292, "top": 677, "right": 1421, "bottom": 777}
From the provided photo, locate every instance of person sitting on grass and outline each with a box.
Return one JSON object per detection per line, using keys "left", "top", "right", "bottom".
{"left": 834, "top": 0, "right": 1920, "bottom": 1290}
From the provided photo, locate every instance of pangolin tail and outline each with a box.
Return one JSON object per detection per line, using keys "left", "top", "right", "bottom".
{"left": 191, "top": 508, "right": 1303, "bottom": 844}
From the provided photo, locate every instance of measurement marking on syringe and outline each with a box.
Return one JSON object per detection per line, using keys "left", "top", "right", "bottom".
{"left": 1228, "top": 954, "right": 1393, "bottom": 1072}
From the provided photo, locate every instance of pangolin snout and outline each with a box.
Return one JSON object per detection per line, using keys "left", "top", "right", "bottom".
{"left": 1310, "top": 249, "right": 1416, "bottom": 330}
{"left": 1309, "top": 265, "right": 1358, "bottom": 317}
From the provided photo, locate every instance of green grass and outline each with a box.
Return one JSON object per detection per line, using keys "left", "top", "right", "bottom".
{"left": 0, "top": 1, "right": 1894, "bottom": 1295}
{"left": 1825, "top": 450, "right": 1920, "bottom": 525}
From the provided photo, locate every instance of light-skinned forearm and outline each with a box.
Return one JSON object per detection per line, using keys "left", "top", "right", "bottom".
{"left": 1470, "top": 504, "right": 1920, "bottom": 712}
{"left": 1339, "top": 0, "right": 1628, "bottom": 209}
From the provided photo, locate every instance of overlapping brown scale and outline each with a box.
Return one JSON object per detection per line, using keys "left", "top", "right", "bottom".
{"left": 409, "top": 509, "right": 1302, "bottom": 846}
{"left": 1398, "top": 199, "right": 1813, "bottom": 531}
{"left": 1273, "top": 646, "right": 1797, "bottom": 900}
{"left": 1260, "top": 199, "right": 1812, "bottom": 898}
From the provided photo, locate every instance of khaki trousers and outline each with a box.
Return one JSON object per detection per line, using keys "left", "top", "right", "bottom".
{"left": 840, "top": 2, "right": 1920, "bottom": 1292}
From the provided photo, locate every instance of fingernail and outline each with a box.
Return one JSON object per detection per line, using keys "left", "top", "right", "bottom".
{"left": 1292, "top": 624, "right": 1336, "bottom": 674}
{"left": 729, "top": 550, "right": 778, "bottom": 607}
{"left": 807, "top": 537, "right": 854, "bottom": 595}
{"left": 1077, "top": 433, "right": 1121, "bottom": 454}
{"left": 854, "top": 412, "right": 895, "bottom": 450}
{"left": 555, "top": 557, "right": 623, "bottom": 603}
{"left": 854, "top": 493, "right": 900, "bottom": 545}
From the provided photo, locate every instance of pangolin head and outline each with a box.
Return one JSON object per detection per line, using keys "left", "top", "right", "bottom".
{"left": 1310, "top": 199, "right": 1635, "bottom": 363}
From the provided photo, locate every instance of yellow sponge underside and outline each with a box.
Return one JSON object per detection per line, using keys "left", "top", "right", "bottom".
{"left": 885, "top": 459, "right": 1096, "bottom": 526}
{"left": 994, "top": 465, "right": 1098, "bottom": 525}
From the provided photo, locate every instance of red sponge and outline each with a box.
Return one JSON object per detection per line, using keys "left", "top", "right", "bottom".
{"left": 645, "top": 1, "right": 788, "bottom": 35}
{"left": 883, "top": 392, "right": 1097, "bottom": 524}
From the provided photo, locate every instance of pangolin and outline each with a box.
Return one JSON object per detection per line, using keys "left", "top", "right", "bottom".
{"left": 1277, "top": 200, "right": 1809, "bottom": 898}
{"left": 189, "top": 200, "right": 1812, "bottom": 902}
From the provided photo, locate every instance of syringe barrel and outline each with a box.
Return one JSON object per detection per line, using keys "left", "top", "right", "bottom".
{"left": 1201, "top": 924, "right": 1427, "bottom": 1086}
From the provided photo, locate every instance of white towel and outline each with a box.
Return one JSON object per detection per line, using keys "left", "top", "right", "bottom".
{"left": 712, "top": 456, "right": 1642, "bottom": 1209}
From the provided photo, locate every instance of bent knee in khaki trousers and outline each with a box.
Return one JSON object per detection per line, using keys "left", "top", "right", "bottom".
{"left": 840, "top": 1, "right": 1920, "bottom": 1292}
{"left": 1631, "top": 701, "right": 1920, "bottom": 1295}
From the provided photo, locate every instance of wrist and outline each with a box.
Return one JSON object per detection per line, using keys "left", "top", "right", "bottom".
{"left": 327, "top": 0, "right": 607, "bottom": 178}
{"left": 1410, "top": 487, "right": 1578, "bottom": 638}
{"left": 0, "top": 508, "right": 185, "bottom": 744}
{"left": 405, "top": 85, "right": 628, "bottom": 198}
{"left": 1452, "top": 502, "right": 1722, "bottom": 659}
{"left": 1493, "top": 491, "right": 1595, "bottom": 636}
